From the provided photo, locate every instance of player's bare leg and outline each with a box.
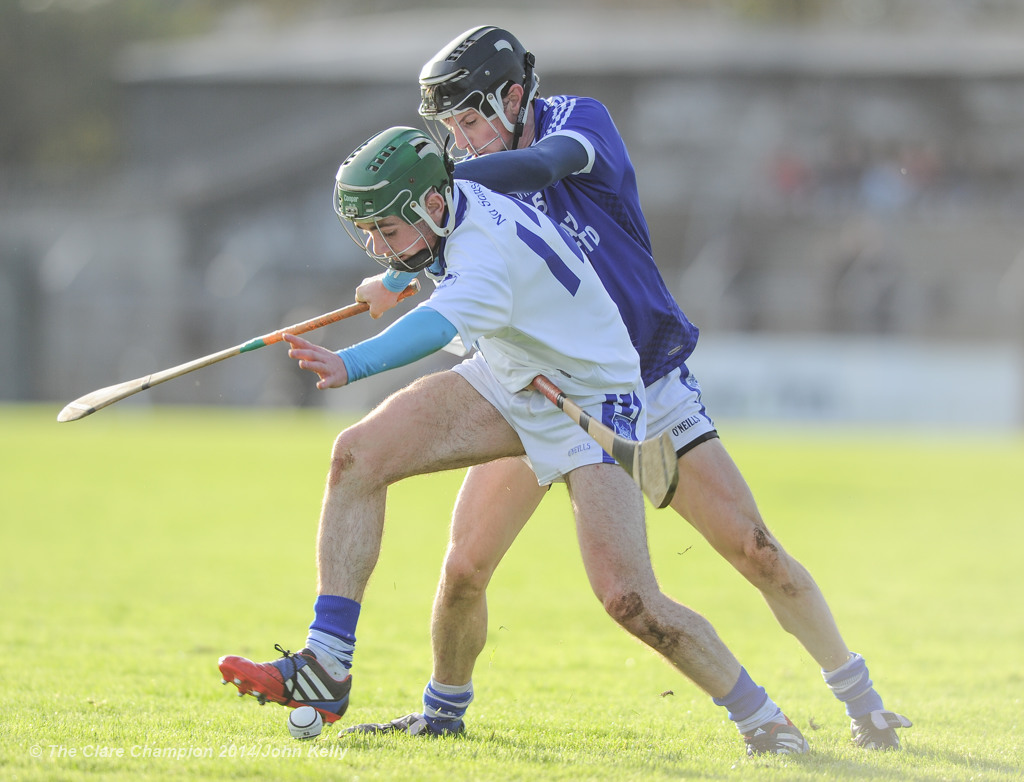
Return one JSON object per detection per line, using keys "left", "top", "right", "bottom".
{"left": 431, "top": 458, "right": 545, "bottom": 685}
{"left": 316, "top": 372, "right": 523, "bottom": 599}
{"left": 221, "top": 372, "right": 523, "bottom": 726}
{"left": 568, "top": 462, "right": 808, "bottom": 754}
{"left": 671, "top": 437, "right": 911, "bottom": 748}
{"left": 669, "top": 438, "right": 850, "bottom": 670}
{"left": 567, "top": 462, "right": 740, "bottom": 694}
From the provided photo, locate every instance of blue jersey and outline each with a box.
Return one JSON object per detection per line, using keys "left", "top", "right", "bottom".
{"left": 517, "top": 96, "right": 699, "bottom": 386}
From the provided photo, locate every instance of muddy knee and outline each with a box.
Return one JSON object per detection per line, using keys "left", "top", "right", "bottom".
{"left": 326, "top": 436, "right": 356, "bottom": 486}
{"left": 326, "top": 427, "right": 385, "bottom": 487}
{"left": 602, "top": 590, "right": 648, "bottom": 626}
{"left": 740, "top": 524, "right": 804, "bottom": 596}
{"left": 601, "top": 589, "right": 713, "bottom": 658}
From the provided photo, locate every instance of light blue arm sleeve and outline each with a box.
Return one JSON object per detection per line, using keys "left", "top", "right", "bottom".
{"left": 336, "top": 306, "right": 458, "bottom": 383}
{"left": 381, "top": 268, "right": 418, "bottom": 293}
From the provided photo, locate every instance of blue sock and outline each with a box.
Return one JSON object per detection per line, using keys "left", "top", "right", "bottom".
{"left": 823, "top": 652, "right": 884, "bottom": 719}
{"left": 422, "top": 678, "right": 473, "bottom": 733}
{"left": 713, "top": 667, "right": 784, "bottom": 734}
{"left": 305, "top": 595, "right": 360, "bottom": 678}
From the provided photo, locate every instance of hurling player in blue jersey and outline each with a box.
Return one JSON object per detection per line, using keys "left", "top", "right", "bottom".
{"left": 349, "top": 27, "right": 910, "bottom": 754}
{"left": 219, "top": 126, "right": 804, "bottom": 756}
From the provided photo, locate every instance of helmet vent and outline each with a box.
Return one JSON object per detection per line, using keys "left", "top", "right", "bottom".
{"left": 446, "top": 42, "right": 473, "bottom": 62}
{"left": 368, "top": 144, "right": 399, "bottom": 172}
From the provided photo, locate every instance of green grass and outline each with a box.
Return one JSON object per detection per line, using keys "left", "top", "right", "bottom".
{"left": 2, "top": 404, "right": 1022, "bottom": 780}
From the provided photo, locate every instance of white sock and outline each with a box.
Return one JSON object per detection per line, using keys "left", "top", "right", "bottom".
{"left": 736, "top": 697, "right": 785, "bottom": 735}
{"left": 305, "top": 629, "right": 353, "bottom": 680}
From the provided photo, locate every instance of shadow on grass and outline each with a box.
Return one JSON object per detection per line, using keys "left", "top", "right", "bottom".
{"left": 902, "top": 744, "right": 1022, "bottom": 780}
{"left": 338, "top": 721, "right": 826, "bottom": 780}
{"left": 338, "top": 725, "right": 1022, "bottom": 782}
{"left": 339, "top": 735, "right": 722, "bottom": 780}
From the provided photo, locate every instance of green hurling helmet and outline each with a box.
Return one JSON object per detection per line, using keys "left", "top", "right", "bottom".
{"left": 333, "top": 127, "right": 456, "bottom": 271}
{"left": 335, "top": 127, "right": 454, "bottom": 228}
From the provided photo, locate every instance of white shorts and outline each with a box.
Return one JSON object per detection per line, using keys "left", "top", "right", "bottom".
{"left": 645, "top": 365, "right": 718, "bottom": 456}
{"left": 452, "top": 352, "right": 646, "bottom": 486}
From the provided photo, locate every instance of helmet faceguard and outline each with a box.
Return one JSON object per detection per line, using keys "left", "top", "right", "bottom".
{"left": 333, "top": 127, "right": 456, "bottom": 272}
{"left": 418, "top": 26, "right": 538, "bottom": 158}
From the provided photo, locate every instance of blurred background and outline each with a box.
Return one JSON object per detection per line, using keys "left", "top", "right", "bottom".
{"left": 3, "top": 0, "right": 1024, "bottom": 427}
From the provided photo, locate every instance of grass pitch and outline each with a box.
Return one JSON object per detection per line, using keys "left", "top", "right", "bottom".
{"left": 2, "top": 404, "right": 1022, "bottom": 781}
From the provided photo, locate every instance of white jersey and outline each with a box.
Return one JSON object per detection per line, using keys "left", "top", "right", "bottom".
{"left": 419, "top": 180, "right": 640, "bottom": 398}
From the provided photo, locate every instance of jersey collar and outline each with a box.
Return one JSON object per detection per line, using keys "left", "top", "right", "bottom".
{"left": 430, "top": 185, "right": 469, "bottom": 277}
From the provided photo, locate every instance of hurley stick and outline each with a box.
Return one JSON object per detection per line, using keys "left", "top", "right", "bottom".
{"left": 57, "top": 281, "right": 420, "bottom": 422}
{"left": 530, "top": 374, "right": 678, "bottom": 508}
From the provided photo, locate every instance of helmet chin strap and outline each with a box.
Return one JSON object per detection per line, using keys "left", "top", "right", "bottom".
{"left": 388, "top": 204, "right": 451, "bottom": 273}
{"left": 442, "top": 139, "right": 456, "bottom": 179}
{"left": 509, "top": 51, "right": 535, "bottom": 151}
{"left": 389, "top": 246, "right": 435, "bottom": 273}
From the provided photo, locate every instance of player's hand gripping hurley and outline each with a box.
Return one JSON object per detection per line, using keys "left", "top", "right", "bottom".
{"left": 530, "top": 374, "right": 679, "bottom": 509}
{"left": 57, "top": 281, "right": 421, "bottom": 423}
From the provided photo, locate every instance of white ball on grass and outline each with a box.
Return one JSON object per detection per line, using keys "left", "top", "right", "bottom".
{"left": 287, "top": 706, "right": 323, "bottom": 739}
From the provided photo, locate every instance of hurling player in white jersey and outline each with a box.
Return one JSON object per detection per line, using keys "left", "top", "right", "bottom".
{"left": 219, "top": 126, "right": 771, "bottom": 744}
{"left": 351, "top": 27, "right": 911, "bottom": 755}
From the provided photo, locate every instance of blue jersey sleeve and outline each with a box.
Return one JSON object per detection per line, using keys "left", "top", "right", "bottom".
{"left": 454, "top": 134, "right": 589, "bottom": 194}
{"left": 535, "top": 97, "right": 626, "bottom": 192}
{"left": 336, "top": 306, "right": 458, "bottom": 382}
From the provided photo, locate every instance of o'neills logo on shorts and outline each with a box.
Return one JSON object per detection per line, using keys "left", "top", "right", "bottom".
{"left": 568, "top": 442, "right": 592, "bottom": 457}
{"left": 672, "top": 416, "right": 702, "bottom": 437}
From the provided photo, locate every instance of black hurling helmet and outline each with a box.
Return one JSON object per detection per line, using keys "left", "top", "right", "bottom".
{"left": 418, "top": 25, "right": 539, "bottom": 153}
